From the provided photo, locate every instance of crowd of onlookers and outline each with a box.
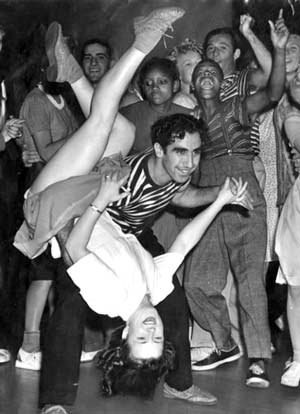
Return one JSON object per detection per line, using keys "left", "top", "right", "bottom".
{"left": 1, "top": 5, "right": 300, "bottom": 414}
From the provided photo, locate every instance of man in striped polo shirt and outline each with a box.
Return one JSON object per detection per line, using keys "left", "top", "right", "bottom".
{"left": 184, "top": 11, "right": 288, "bottom": 388}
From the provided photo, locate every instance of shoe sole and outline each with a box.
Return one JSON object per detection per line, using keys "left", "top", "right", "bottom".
{"left": 164, "top": 393, "right": 217, "bottom": 406}
{"left": 192, "top": 352, "right": 241, "bottom": 371}
{"left": 15, "top": 360, "right": 41, "bottom": 371}
{"left": 246, "top": 378, "right": 270, "bottom": 388}
{"left": 281, "top": 379, "right": 300, "bottom": 387}
{"left": 45, "top": 22, "right": 60, "bottom": 82}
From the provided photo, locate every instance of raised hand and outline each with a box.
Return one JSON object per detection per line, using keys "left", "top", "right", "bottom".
{"left": 269, "top": 9, "right": 289, "bottom": 50}
{"left": 94, "top": 170, "right": 131, "bottom": 207}
{"left": 239, "top": 14, "right": 255, "bottom": 38}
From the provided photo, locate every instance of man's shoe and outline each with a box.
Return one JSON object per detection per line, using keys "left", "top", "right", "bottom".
{"left": 45, "top": 22, "right": 83, "bottom": 83}
{"left": 80, "top": 349, "right": 100, "bottom": 363}
{"left": 15, "top": 348, "right": 42, "bottom": 371}
{"left": 191, "top": 346, "right": 212, "bottom": 363}
{"left": 0, "top": 349, "right": 10, "bottom": 364}
{"left": 281, "top": 360, "right": 300, "bottom": 387}
{"left": 133, "top": 7, "right": 185, "bottom": 53}
{"left": 246, "top": 362, "right": 270, "bottom": 388}
{"left": 41, "top": 405, "right": 69, "bottom": 414}
{"left": 163, "top": 383, "right": 217, "bottom": 405}
{"left": 192, "top": 344, "right": 241, "bottom": 371}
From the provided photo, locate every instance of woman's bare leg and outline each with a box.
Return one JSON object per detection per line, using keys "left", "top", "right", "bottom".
{"left": 31, "top": 8, "right": 185, "bottom": 194}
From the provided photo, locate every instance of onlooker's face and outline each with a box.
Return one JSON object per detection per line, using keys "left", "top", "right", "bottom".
{"left": 156, "top": 132, "right": 201, "bottom": 184}
{"left": 176, "top": 50, "right": 202, "bottom": 86}
{"left": 142, "top": 68, "right": 176, "bottom": 106}
{"left": 285, "top": 37, "right": 300, "bottom": 75}
{"left": 192, "top": 61, "right": 223, "bottom": 101}
{"left": 82, "top": 43, "right": 110, "bottom": 85}
{"left": 205, "top": 33, "right": 238, "bottom": 76}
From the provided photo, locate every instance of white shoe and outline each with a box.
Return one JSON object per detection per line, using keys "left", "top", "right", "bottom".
{"left": 80, "top": 349, "right": 100, "bottom": 363}
{"left": 15, "top": 348, "right": 42, "bottom": 370}
{"left": 0, "top": 349, "right": 10, "bottom": 364}
{"left": 191, "top": 347, "right": 212, "bottom": 363}
{"left": 281, "top": 360, "right": 300, "bottom": 387}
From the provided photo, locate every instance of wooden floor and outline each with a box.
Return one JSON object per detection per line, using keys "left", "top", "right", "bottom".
{"left": 1, "top": 334, "right": 300, "bottom": 414}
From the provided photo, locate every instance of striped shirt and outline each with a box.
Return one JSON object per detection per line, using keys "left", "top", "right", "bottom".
{"left": 201, "top": 95, "right": 254, "bottom": 160}
{"left": 220, "top": 69, "right": 260, "bottom": 155}
{"left": 107, "top": 149, "right": 188, "bottom": 236}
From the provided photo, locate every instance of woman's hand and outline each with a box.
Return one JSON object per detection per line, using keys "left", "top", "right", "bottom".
{"left": 217, "top": 177, "right": 253, "bottom": 210}
{"left": 93, "top": 170, "right": 131, "bottom": 208}
{"left": 1, "top": 118, "right": 24, "bottom": 143}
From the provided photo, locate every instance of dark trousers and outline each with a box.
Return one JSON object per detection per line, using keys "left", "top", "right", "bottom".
{"left": 39, "top": 229, "right": 192, "bottom": 406}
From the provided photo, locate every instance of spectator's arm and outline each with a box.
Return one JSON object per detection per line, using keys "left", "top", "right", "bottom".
{"left": 240, "top": 14, "right": 272, "bottom": 89}
{"left": 33, "top": 129, "right": 70, "bottom": 162}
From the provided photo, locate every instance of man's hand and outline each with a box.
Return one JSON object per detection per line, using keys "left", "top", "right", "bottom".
{"left": 22, "top": 146, "right": 42, "bottom": 167}
{"left": 239, "top": 14, "right": 255, "bottom": 38}
{"left": 269, "top": 9, "right": 289, "bottom": 50}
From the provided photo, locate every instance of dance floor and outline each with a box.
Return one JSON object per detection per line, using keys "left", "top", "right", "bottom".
{"left": 1, "top": 335, "right": 300, "bottom": 414}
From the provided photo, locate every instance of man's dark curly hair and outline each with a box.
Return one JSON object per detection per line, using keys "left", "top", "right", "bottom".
{"left": 96, "top": 335, "right": 176, "bottom": 399}
{"left": 151, "top": 113, "right": 206, "bottom": 150}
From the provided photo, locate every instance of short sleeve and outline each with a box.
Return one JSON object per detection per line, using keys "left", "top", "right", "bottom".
{"left": 67, "top": 252, "right": 127, "bottom": 317}
{"left": 149, "top": 252, "right": 184, "bottom": 305}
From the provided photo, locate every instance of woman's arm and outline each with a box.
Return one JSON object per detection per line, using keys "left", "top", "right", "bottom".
{"left": 65, "top": 171, "right": 130, "bottom": 263}
{"left": 169, "top": 177, "right": 248, "bottom": 256}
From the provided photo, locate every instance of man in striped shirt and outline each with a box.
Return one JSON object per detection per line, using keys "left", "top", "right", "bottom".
{"left": 18, "top": 9, "right": 251, "bottom": 413}
{"left": 184, "top": 12, "right": 288, "bottom": 388}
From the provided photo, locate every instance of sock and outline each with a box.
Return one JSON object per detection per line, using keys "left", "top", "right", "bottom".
{"left": 22, "top": 331, "right": 40, "bottom": 353}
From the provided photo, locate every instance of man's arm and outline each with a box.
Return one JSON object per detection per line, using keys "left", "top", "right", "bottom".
{"left": 239, "top": 14, "right": 272, "bottom": 89}
{"left": 172, "top": 180, "right": 253, "bottom": 210}
{"left": 171, "top": 183, "right": 219, "bottom": 208}
{"left": 245, "top": 11, "right": 288, "bottom": 115}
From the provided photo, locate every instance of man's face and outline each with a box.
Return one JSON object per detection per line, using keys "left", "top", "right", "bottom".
{"left": 176, "top": 50, "right": 202, "bottom": 86}
{"left": 192, "top": 61, "right": 223, "bottom": 101}
{"left": 142, "top": 68, "right": 176, "bottom": 106}
{"left": 157, "top": 131, "right": 201, "bottom": 183}
{"left": 285, "top": 36, "right": 300, "bottom": 74}
{"left": 82, "top": 43, "right": 110, "bottom": 85}
{"left": 205, "top": 33, "right": 237, "bottom": 76}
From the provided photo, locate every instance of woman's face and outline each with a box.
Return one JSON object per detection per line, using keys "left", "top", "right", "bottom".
{"left": 176, "top": 50, "right": 202, "bottom": 86}
{"left": 142, "top": 68, "right": 175, "bottom": 106}
{"left": 286, "top": 36, "right": 300, "bottom": 75}
{"left": 125, "top": 303, "right": 164, "bottom": 360}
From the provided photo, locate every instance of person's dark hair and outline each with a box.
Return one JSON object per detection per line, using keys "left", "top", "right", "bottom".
{"left": 81, "top": 38, "right": 113, "bottom": 62}
{"left": 151, "top": 113, "right": 206, "bottom": 150}
{"left": 138, "top": 57, "right": 180, "bottom": 94}
{"left": 191, "top": 58, "right": 224, "bottom": 86}
{"left": 204, "top": 27, "right": 240, "bottom": 55}
{"left": 96, "top": 338, "right": 176, "bottom": 399}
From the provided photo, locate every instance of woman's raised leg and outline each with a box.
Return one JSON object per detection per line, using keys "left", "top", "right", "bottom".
{"left": 31, "top": 7, "right": 185, "bottom": 195}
